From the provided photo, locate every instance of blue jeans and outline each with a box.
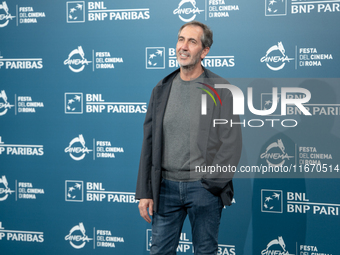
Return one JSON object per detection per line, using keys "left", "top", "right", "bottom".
{"left": 150, "top": 179, "right": 223, "bottom": 255}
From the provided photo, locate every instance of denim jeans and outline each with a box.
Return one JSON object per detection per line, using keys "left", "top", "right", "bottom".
{"left": 150, "top": 179, "right": 223, "bottom": 255}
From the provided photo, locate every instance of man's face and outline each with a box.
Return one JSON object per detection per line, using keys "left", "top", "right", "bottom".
{"left": 176, "top": 25, "right": 209, "bottom": 70}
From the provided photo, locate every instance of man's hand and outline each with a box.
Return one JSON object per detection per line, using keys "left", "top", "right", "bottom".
{"left": 138, "top": 198, "right": 154, "bottom": 223}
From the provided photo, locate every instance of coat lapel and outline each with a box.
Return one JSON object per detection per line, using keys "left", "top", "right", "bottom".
{"left": 197, "top": 75, "right": 215, "bottom": 153}
{"left": 154, "top": 79, "right": 173, "bottom": 154}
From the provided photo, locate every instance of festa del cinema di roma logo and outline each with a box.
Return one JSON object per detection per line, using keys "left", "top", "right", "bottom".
{"left": 173, "top": 0, "right": 204, "bottom": 22}
{"left": 261, "top": 42, "right": 294, "bottom": 71}
{"left": 64, "top": 221, "right": 124, "bottom": 249}
{"left": 64, "top": 134, "right": 124, "bottom": 160}
{"left": 64, "top": 134, "right": 92, "bottom": 160}
{"left": 260, "top": 139, "right": 294, "bottom": 167}
{"left": 0, "top": 175, "right": 15, "bottom": 201}
{"left": 65, "top": 222, "right": 92, "bottom": 249}
{"left": 64, "top": 46, "right": 92, "bottom": 72}
{"left": 0, "top": 1, "right": 15, "bottom": 28}
{"left": 0, "top": 90, "right": 14, "bottom": 116}
{"left": 261, "top": 236, "right": 294, "bottom": 255}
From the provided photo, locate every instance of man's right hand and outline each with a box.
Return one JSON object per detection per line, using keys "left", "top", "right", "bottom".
{"left": 138, "top": 198, "right": 154, "bottom": 223}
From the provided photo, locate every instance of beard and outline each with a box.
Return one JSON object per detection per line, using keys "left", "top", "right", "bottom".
{"left": 177, "top": 49, "right": 203, "bottom": 70}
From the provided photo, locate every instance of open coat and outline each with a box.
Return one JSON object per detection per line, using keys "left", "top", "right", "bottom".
{"left": 136, "top": 67, "right": 242, "bottom": 212}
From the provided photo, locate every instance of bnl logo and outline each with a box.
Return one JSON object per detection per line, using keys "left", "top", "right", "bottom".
{"left": 265, "top": 0, "right": 287, "bottom": 16}
{"left": 261, "top": 189, "right": 283, "bottom": 213}
{"left": 65, "top": 180, "right": 83, "bottom": 202}
{"left": 66, "top": 1, "right": 85, "bottom": 23}
{"left": 146, "top": 47, "right": 165, "bottom": 69}
{"left": 65, "top": 93, "right": 83, "bottom": 114}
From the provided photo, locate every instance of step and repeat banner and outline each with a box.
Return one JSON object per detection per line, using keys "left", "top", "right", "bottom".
{"left": 1, "top": 0, "right": 340, "bottom": 254}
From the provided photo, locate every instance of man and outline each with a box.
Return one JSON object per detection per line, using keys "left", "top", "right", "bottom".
{"left": 136, "top": 21, "right": 242, "bottom": 255}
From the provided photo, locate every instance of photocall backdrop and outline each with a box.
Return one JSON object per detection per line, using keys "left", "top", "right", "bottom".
{"left": 1, "top": 0, "right": 340, "bottom": 254}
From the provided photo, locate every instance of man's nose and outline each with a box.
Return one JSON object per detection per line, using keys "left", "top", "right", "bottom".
{"left": 181, "top": 40, "right": 189, "bottom": 50}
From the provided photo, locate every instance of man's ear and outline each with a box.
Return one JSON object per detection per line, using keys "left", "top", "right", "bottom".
{"left": 201, "top": 47, "right": 210, "bottom": 59}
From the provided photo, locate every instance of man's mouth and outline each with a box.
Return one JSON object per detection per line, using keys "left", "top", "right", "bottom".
{"left": 179, "top": 51, "right": 190, "bottom": 58}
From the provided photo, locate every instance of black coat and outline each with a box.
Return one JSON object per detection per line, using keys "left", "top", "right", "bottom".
{"left": 136, "top": 67, "right": 242, "bottom": 212}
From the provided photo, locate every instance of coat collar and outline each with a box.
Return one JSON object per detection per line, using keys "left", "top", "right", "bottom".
{"left": 160, "top": 66, "right": 213, "bottom": 86}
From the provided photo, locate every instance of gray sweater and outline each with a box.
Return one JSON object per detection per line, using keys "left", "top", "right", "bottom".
{"left": 162, "top": 73, "right": 206, "bottom": 181}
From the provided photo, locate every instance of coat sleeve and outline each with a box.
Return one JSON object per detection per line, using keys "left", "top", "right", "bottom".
{"left": 201, "top": 87, "right": 242, "bottom": 205}
{"left": 135, "top": 89, "right": 154, "bottom": 200}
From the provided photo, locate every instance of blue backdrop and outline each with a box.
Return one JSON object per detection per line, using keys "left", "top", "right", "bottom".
{"left": 1, "top": 0, "right": 340, "bottom": 254}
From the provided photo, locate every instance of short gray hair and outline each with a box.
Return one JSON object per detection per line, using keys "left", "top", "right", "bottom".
{"left": 178, "top": 21, "right": 213, "bottom": 49}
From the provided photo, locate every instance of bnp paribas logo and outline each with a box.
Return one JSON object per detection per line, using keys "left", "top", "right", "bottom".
{"left": 66, "top": 1, "right": 85, "bottom": 23}
{"left": 65, "top": 93, "right": 83, "bottom": 114}
{"left": 65, "top": 180, "right": 83, "bottom": 202}
{"left": 265, "top": 0, "right": 287, "bottom": 16}
{"left": 197, "top": 82, "right": 222, "bottom": 115}
{"left": 145, "top": 47, "right": 165, "bottom": 69}
{"left": 261, "top": 189, "right": 283, "bottom": 213}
